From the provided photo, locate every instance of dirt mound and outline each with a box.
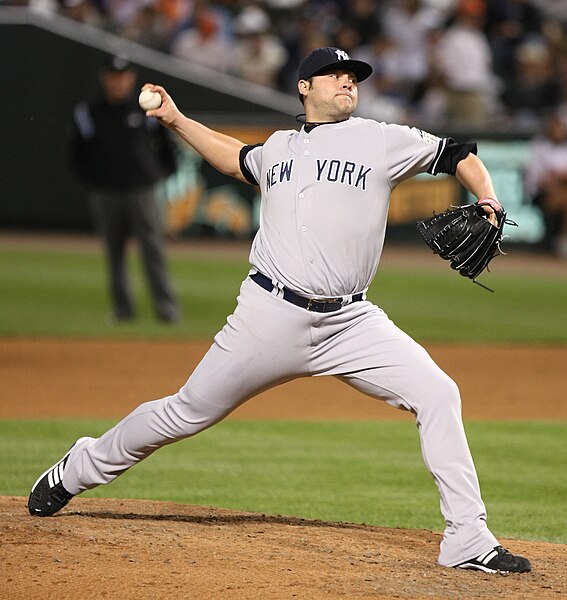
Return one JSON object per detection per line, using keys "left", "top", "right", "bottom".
{"left": 2, "top": 496, "right": 565, "bottom": 600}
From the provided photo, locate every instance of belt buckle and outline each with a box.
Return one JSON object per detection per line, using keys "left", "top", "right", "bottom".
{"left": 306, "top": 296, "right": 342, "bottom": 312}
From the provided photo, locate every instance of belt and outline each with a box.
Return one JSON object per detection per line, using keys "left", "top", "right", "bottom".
{"left": 250, "top": 272, "right": 364, "bottom": 313}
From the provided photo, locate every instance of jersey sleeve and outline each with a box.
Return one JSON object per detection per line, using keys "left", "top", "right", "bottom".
{"left": 383, "top": 124, "right": 454, "bottom": 187}
{"left": 239, "top": 143, "right": 264, "bottom": 186}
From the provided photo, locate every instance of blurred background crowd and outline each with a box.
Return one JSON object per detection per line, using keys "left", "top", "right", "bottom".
{"left": 4, "top": 0, "right": 567, "bottom": 256}
{"left": 7, "top": 0, "right": 567, "bottom": 133}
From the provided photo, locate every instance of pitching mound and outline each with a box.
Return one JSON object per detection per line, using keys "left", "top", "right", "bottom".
{"left": 1, "top": 325, "right": 565, "bottom": 598}
{"left": 2, "top": 496, "right": 565, "bottom": 600}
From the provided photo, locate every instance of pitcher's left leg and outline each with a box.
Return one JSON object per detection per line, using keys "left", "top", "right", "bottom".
{"left": 320, "top": 305, "right": 498, "bottom": 566}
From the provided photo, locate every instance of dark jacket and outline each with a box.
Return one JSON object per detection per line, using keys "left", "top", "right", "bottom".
{"left": 70, "top": 96, "right": 177, "bottom": 190}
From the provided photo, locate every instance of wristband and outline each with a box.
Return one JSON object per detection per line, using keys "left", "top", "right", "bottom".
{"left": 478, "top": 197, "right": 502, "bottom": 212}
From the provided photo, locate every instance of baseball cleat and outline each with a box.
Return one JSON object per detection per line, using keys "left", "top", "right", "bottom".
{"left": 455, "top": 546, "right": 532, "bottom": 574}
{"left": 27, "top": 437, "right": 93, "bottom": 517}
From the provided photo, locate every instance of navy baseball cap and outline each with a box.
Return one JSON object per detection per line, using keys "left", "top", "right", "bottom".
{"left": 298, "top": 47, "right": 373, "bottom": 82}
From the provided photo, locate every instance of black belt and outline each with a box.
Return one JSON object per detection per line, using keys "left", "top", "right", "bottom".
{"left": 250, "top": 272, "right": 363, "bottom": 313}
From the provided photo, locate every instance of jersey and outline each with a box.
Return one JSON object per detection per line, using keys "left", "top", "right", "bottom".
{"left": 241, "top": 117, "right": 450, "bottom": 298}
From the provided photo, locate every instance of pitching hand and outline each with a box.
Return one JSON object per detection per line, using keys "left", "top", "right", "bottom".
{"left": 140, "top": 84, "right": 181, "bottom": 129}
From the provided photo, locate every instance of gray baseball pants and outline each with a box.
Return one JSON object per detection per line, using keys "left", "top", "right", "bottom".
{"left": 62, "top": 275, "right": 498, "bottom": 566}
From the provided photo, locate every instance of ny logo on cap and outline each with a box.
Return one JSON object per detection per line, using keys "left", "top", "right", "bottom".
{"left": 335, "top": 49, "right": 349, "bottom": 61}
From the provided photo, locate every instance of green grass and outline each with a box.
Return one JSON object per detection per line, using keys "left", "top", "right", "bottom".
{"left": 373, "top": 269, "right": 567, "bottom": 344}
{"left": 2, "top": 419, "right": 566, "bottom": 543}
{"left": 0, "top": 247, "right": 248, "bottom": 339}
{"left": 1, "top": 246, "right": 566, "bottom": 343}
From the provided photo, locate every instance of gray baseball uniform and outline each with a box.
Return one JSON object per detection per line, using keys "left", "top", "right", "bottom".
{"left": 58, "top": 117, "right": 499, "bottom": 567}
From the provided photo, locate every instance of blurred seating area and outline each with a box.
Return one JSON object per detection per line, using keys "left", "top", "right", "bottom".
{"left": 7, "top": 0, "right": 567, "bottom": 133}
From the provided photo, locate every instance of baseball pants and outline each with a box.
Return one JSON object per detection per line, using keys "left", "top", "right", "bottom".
{"left": 62, "top": 275, "right": 498, "bottom": 566}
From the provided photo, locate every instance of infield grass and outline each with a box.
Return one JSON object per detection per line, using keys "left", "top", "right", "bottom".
{"left": 1, "top": 419, "right": 566, "bottom": 544}
{"left": 0, "top": 245, "right": 566, "bottom": 343}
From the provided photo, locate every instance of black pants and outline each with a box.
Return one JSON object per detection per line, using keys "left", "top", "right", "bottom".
{"left": 89, "top": 185, "right": 179, "bottom": 321}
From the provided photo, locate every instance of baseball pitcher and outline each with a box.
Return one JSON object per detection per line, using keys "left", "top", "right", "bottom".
{"left": 28, "top": 47, "right": 530, "bottom": 574}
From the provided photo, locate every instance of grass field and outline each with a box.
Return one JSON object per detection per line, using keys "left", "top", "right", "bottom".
{"left": 1, "top": 245, "right": 566, "bottom": 343}
{"left": 1, "top": 419, "right": 566, "bottom": 543}
{"left": 1, "top": 242, "right": 566, "bottom": 544}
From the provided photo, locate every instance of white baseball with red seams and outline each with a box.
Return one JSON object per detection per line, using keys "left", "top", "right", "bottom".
{"left": 138, "top": 89, "right": 161, "bottom": 111}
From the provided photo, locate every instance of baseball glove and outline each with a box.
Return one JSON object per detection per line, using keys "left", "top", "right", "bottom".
{"left": 415, "top": 199, "right": 515, "bottom": 291}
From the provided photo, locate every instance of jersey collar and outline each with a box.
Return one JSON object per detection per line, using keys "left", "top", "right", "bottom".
{"left": 295, "top": 113, "right": 350, "bottom": 133}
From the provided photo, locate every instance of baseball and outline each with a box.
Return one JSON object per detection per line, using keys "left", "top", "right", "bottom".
{"left": 138, "top": 89, "right": 162, "bottom": 111}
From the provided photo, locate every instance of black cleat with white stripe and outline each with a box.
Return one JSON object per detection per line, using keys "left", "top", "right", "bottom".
{"left": 27, "top": 438, "right": 91, "bottom": 516}
{"left": 456, "top": 545, "right": 532, "bottom": 574}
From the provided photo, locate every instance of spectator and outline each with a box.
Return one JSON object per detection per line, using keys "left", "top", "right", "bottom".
{"left": 151, "top": 0, "right": 194, "bottom": 48}
{"left": 530, "top": 0, "right": 567, "bottom": 24}
{"left": 483, "top": 0, "right": 543, "bottom": 79}
{"left": 382, "top": 0, "right": 443, "bottom": 106}
{"left": 332, "top": 21, "right": 362, "bottom": 55}
{"left": 407, "top": 24, "right": 450, "bottom": 128}
{"left": 500, "top": 39, "right": 562, "bottom": 128}
{"left": 228, "top": 5, "right": 288, "bottom": 87}
{"left": 340, "top": 0, "right": 382, "bottom": 47}
{"left": 59, "top": 0, "right": 105, "bottom": 26}
{"left": 119, "top": 3, "right": 174, "bottom": 50}
{"left": 171, "top": 3, "right": 231, "bottom": 70}
{"left": 435, "top": 0, "right": 497, "bottom": 130}
{"left": 353, "top": 33, "right": 409, "bottom": 123}
{"left": 100, "top": 0, "right": 152, "bottom": 33}
{"left": 524, "top": 112, "right": 567, "bottom": 257}
{"left": 69, "top": 55, "right": 181, "bottom": 323}
{"left": 263, "top": 0, "right": 307, "bottom": 10}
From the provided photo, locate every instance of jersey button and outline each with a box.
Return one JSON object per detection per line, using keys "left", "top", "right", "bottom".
{"left": 301, "top": 226, "right": 307, "bottom": 232}
{"left": 299, "top": 193, "right": 304, "bottom": 199}
{"left": 304, "top": 150, "right": 309, "bottom": 156}
{"left": 304, "top": 138, "right": 309, "bottom": 143}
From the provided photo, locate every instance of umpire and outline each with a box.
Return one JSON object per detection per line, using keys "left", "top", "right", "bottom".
{"left": 69, "top": 55, "right": 180, "bottom": 323}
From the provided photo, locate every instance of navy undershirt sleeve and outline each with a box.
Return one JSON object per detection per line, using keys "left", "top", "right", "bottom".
{"left": 428, "top": 141, "right": 478, "bottom": 175}
{"left": 239, "top": 144, "right": 263, "bottom": 185}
